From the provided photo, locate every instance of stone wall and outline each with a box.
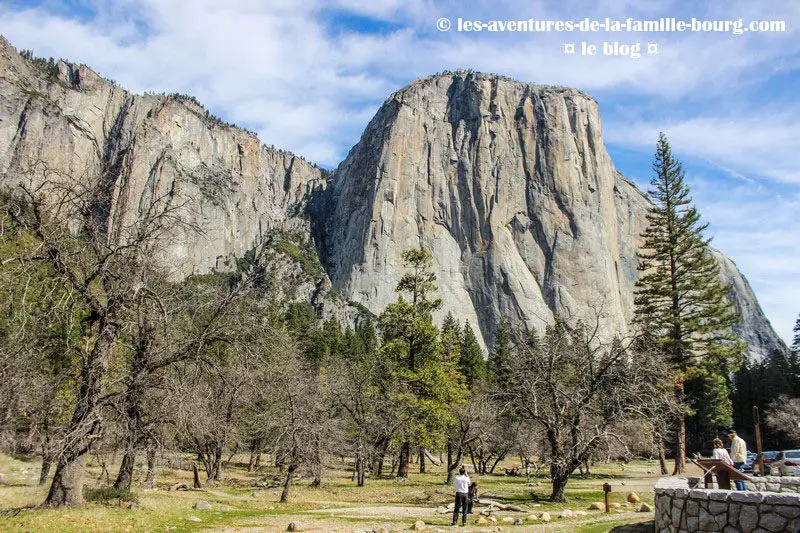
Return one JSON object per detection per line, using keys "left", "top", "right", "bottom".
{"left": 654, "top": 477, "right": 800, "bottom": 532}
{"left": 747, "top": 476, "right": 800, "bottom": 493}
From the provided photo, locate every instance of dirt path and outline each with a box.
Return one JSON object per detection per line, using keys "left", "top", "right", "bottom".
{"left": 217, "top": 503, "right": 654, "bottom": 532}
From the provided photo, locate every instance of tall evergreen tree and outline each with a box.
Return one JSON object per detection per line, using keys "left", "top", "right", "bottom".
{"left": 634, "top": 133, "right": 743, "bottom": 474}
{"left": 459, "top": 321, "right": 484, "bottom": 388}
{"left": 793, "top": 314, "right": 800, "bottom": 357}
{"left": 379, "top": 248, "right": 465, "bottom": 478}
{"left": 488, "top": 321, "right": 512, "bottom": 385}
{"left": 441, "top": 312, "right": 462, "bottom": 341}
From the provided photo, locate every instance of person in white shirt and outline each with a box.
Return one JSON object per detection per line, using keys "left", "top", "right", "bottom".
{"left": 727, "top": 430, "right": 748, "bottom": 490}
{"left": 452, "top": 466, "right": 471, "bottom": 526}
{"left": 712, "top": 438, "right": 733, "bottom": 465}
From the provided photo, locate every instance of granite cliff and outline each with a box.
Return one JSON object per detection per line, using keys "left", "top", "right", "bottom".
{"left": 0, "top": 38, "right": 787, "bottom": 360}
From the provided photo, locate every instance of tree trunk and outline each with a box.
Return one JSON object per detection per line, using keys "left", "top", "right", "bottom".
{"left": 192, "top": 463, "right": 202, "bottom": 488}
{"left": 445, "top": 447, "right": 464, "bottom": 485}
{"left": 144, "top": 447, "right": 156, "bottom": 485}
{"left": 418, "top": 448, "right": 426, "bottom": 474}
{"left": 658, "top": 436, "right": 668, "bottom": 475}
{"left": 43, "top": 314, "right": 121, "bottom": 507}
{"left": 672, "top": 377, "right": 686, "bottom": 475}
{"left": 311, "top": 436, "right": 322, "bottom": 487}
{"left": 489, "top": 453, "right": 505, "bottom": 474}
{"left": 374, "top": 435, "right": 390, "bottom": 478}
{"left": 396, "top": 441, "right": 410, "bottom": 478}
{"left": 44, "top": 456, "right": 85, "bottom": 507}
{"left": 39, "top": 454, "right": 53, "bottom": 486}
{"left": 248, "top": 438, "right": 262, "bottom": 472}
{"left": 550, "top": 472, "right": 569, "bottom": 502}
{"left": 355, "top": 437, "right": 366, "bottom": 487}
{"left": 549, "top": 464, "right": 571, "bottom": 503}
{"left": 113, "top": 447, "right": 136, "bottom": 490}
{"left": 280, "top": 464, "right": 296, "bottom": 503}
{"left": 357, "top": 457, "right": 366, "bottom": 487}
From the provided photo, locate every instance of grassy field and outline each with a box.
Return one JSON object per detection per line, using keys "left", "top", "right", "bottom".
{"left": 0, "top": 452, "right": 661, "bottom": 532}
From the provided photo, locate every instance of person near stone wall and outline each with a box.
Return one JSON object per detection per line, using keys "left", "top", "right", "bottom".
{"left": 712, "top": 438, "right": 734, "bottom": 465}
{"left": 727, "top": 429, "right": 748, "bottom": 490}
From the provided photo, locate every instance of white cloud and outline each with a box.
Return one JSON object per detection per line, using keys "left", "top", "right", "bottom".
{"left": 689, "top": 179, "right": 800, "bottom": 343}
{"left": 1, "top": 0, "right": 798, "bottom": 341}
{"left": 605, "top": 111, "right": 800, "bottom": 184}
{"left": 3, "top": 0, "right": 799, "bottom": 167}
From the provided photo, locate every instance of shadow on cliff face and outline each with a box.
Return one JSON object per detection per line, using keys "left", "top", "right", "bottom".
{"left": 610, "top": 520, "right": 654, "bottom": 532}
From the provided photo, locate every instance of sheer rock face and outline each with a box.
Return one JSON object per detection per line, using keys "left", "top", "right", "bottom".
{"left": 0, "top": 37, "right": 325, "bottom": 278}
{"left": 0, "top": 37, "right": 787, "bottom": 360}
{"left": 318, "top": 71, "right": 786, "bottom": 359}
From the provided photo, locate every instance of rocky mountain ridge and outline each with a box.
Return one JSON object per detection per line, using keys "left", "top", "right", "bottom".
{"left": 0, "top": 37, "right": 788, "bottom": 360}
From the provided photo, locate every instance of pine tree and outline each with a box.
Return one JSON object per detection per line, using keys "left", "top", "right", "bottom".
{"left": 396, "top": 248, "right": 442, "bottom": 317}
{"left": 323, "top": 316, "right": 343, "bottom": 357}
{"left": 459, "top": 321, "right": 484, "bottom": 388}
{"left": 441, "top": 312, "right": 462, "bottom": 341}
{"left": 488, "top": 321, "right": 512, "bottom": 385}
{"left": 379, "top": 249, "right": 465, "bottom": 478}
{"left": 634, "top": 133, "right": 743, "bottom": 474}
{"left": 793, "top": 315, "right": 800, "bottom": 356}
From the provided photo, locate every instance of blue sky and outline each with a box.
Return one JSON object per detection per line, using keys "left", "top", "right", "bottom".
{"left": 2, "top": 0, "right": 798, "bottom": 343}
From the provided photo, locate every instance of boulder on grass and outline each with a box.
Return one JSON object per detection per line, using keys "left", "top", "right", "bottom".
{"left": 286, "top": 522, "right": 303, "bottom": 532}
{"left": 589, "top": 501, "right": 604, "bottom": 510}
{"left": 410, "top": 520, "right": 426, "bottom": 531}
{"left": 627, "top": 492, "right": 641, "bottom": 503}
{"left": 540, "top": 512, "right": 551, "bottom": 522}
{"left": 193, "top": 501, "right": 212, "bottom": 510}
{"left": 527, "top": 514, "right": 538, "bottom": 521}
{"left": 559, "top": 509, "right": 574, "bottom": 518}
{"left": 610, "top": 502, "right": 622, "bottom": 509}
{"left": 639, "top": 503, "right": 653, "bottom": 512}
{"left": 514, "top": 517, "right": 524, "bottom": 525}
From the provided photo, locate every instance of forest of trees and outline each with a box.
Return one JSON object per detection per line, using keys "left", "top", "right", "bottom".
{"left": 0, "top": 138, "right": 798, "bottom": 509}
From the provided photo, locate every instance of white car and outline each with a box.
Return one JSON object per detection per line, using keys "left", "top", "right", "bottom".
{"left": 772, "top": 450, "right": 800, "bottom": 476}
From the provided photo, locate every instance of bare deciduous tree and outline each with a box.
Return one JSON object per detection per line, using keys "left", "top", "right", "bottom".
{"left": 500, "top": 319, "right": 675, "bottom": 502}
{"left": 3, "top": 160, "right": 192, "bottom": 506}
{"left": 766, "top": 396, "right": 800, "bottom": 443}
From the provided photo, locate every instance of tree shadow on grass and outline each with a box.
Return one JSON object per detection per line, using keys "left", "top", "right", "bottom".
{"left": 610, "top": 520, "right": 654, "bottom": 532}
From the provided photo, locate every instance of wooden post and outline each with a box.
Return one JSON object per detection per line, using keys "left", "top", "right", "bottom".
{"left": 603, "top": 482, "right": 611, "bottom": 513}
{"left": 753, "top": 406, "right": 765, "bottom": 476}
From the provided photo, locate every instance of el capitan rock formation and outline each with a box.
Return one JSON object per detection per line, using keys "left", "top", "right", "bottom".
{"left": 0, "top": 37, "right": 787, "bottom": 360}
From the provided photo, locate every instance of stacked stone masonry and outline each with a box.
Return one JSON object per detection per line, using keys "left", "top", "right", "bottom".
{"left": 748, "top": 477, "right": 800, "bottom": 494}
{"left": 654, "top": 477, "right": 800, "bottom": 532}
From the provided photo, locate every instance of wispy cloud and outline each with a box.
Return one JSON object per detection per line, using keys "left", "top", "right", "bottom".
{"left": 605, "top": 110, "right": 800, "bottom": 184}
